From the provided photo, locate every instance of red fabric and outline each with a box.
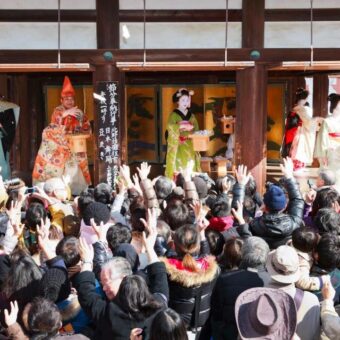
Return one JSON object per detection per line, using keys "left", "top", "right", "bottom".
{"left": 208, "top": 215, "right": 234, "bottom": 232}
{"left": 293, "top": 159, "right": 305, "bottom": 170}
{"left": 284, "top": 112, "right": 302, "bottom": 145}
{"left": 167, "top": 257, "right": 211, "bottom": 272}
{"left": 61, "top": 76, "right": 75, "bottom": 97}
{"left": 329, "top": 133, "right": 340, "bottom": 138}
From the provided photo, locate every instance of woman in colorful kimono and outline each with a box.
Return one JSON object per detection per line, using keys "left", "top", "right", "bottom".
{"left": 32, "top": 76, "right": 91, "bottom": 195}
{"left": 315, "top": 93, "right": 340, "bottom": 186}
{"left": 282, "top": 88, "right": 321, "bottom": 171}
{"left": 165, "top": 88, "right": 201, "bottom": 179}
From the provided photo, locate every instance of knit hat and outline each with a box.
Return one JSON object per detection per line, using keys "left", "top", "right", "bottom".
{"left": 263, "top": 184, "right": 286, "bottom": 211}
{"left": 82, "top": 201, "right": 111, "bottom": 226}
{"left": 193, "top": 176, "right": 208, "bottom": 199}
{"left": 266, "top": 245, "right": 300, "bottom": 284}
{"left": 39, "top": 266, "right": 71, "bottom": 303}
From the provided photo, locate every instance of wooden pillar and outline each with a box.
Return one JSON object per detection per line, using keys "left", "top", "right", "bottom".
{"left": 96, "top": 0, "right": 119, "bottom": 49}
{"left": 313, "top": 74, "right": 329, "bottom": 118}
{"left": 235, "top": 64, "right": 268, "bottom": 193}
{"left": 0, "top": 75, "right": 8, "bottom": 99}
{"left": 92, "top": 63, "right": 126, "bottom": 185}
{"left": 242, "top": 0, "right": 265, "bottom": 48}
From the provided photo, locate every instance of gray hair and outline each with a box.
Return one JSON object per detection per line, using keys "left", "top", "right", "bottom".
{"left": 318, "top": 169, "right": 336, "bottom": 186}
{"left": 43, "top": 177, "right": 66, "bottom": 194}
{"left": 101, "top": 257, "right": 132, "bottom": 280}
{"left": 240, "top": 237, "right": 270, "bottom": 268}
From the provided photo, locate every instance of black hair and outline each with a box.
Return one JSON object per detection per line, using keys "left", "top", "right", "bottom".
{"left": 106, "top": 223, "right": 132, "bottom": 252}
{"left": 164, "top": 201, "right": 190, "bottom": 231}
{"left": 172, "top": 89, "right": 190, "bottom": 103}
{"left": 219, "top": 238, "right": 243, "bottom": 270}
{"left": 315, "top": 233, "right": 340, "bottom": 271}
{"left": 150, "top": 308, "right": 188, "bottom": 340}
{"left": 311, "top": 187, "right": 340, "bottom": 218}
{"left": 211, "top": 197, "right": 231, "bottom": 217}
{"left": 295, "top": 88, "right": 309, "bottom": 102}
{"left": 25, "top": 202, "right": 47, "bottom": 230}
{"left": 130, "top": 207, "right": 147, "bottom": 232}
{"left": 292, "top": 227, "right": 319, "bottom": 253}
{"left": 5, "top": 190, "right": 19, "bottom": 210}
{"left": 3, "top": 249, "right": 42, "bottom": 303}
{"left": 314, "top": 208, "right": 340, "bottom": 235}
{"left": 56, "top": 236, "right": 80, "bottom": 268}
{"left": 205, "top": 229, "right": 225, "bottom": 256}
{"left": 77, "top": 189, "right": 95, "bottom": 217}
{"left": 155, "top": 176, "right": 173, "bottom": 200}
{"left": 328, "top": 93, "right": 340, "bottom": 113}
{"left": 94, "top": 182, "right": 113, "bottom": 205}
{"left": 116, "top": 275, "right": 163, "bottom": 321}
{"left": 27, "top": 297, "right": 61, "bottom": 339}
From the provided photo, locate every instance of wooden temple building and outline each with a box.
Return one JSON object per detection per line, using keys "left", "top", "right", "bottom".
{"left": 1, "top": 0, "right": 340, "bottom": 191}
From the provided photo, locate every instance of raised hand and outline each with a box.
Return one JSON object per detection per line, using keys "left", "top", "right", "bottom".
{"left": 322, "top": 280, "right": 336, "bottom": 301}
{"left": 280, "top": 157, "right": 294, "bottom": 179}
{"left": 90, "top": 218, "right": 106, "bottom": 242}
{"left": 136, "top": 162, "right": 151, "bottom": 181}
{"left": 231, "top": 200, "right": 245, "bottom": 225}
{"left": 130, "top": 328, "right": 143, "bottom": 340}
{"left": 4, "top": 300, "right": 19, "bottom": 327}
{"left": 119, "top": 164, "right": 133, "bottom": 188}
{"left": 132, "top": 173, "right": 143, "bottom": 196}
{"left": 140, "top": 208, "right": 158, "bottom": 250}
{"left": 235, "top": 165, "right": 251, "bottom": 186}
{"left": 79, "top": 237, "right": 94, "bottom": 263}
{"left": 180, "top": 160, "right": 194, "bottom": 182}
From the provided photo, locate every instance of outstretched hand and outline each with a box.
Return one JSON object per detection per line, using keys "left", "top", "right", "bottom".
{"left": 136, "top": 162, "right": 151, "bottom": 181}
{"left": 235, "top": 165, "right": 251, "bottom": 186}
{"left": 280, "top": 157, "right": 294, "bottom": 179}
{"left": 79, "top": 237, "right": 94, "bottom": 263}
{"left": 4, "top": 300, "right": 18, "bottom": 327}
{"left": 231, "top": 200, "right": 245, "bottom": 225}
{"left": 180, "top": 160, "right": 194, "bottom": 182}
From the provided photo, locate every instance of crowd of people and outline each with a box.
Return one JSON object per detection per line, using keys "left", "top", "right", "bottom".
{"left": 0, "top": 157, "right": 339, "bottom": 340}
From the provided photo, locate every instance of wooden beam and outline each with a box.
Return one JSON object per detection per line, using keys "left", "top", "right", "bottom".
{"left": 96, "top": 0, "right": 119, "bottom": 49}
{"left": 313, "top": 74, "right": 329, "bottom": 118}
{"left": 236, "top": 63, "right": 268, "bottom": 193}
{"left": 1, "top": 49, "right": 340, "bottom": 65}
{"left": 1, "top": 9, "right": 339, "bottom": 22}
{"left": 242, "top": 0, "right": 265, "bottom": 48}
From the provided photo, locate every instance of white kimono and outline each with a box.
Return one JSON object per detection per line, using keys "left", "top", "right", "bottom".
{"left": 290, "top": 105, "right": 318, "bottom": 164}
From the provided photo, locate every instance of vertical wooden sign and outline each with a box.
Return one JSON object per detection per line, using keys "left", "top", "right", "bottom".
{"left": 96, "top": 81, "right": 120, "bottom": 189}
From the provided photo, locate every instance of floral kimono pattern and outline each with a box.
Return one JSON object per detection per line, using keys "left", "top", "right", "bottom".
{"left": 33, "top": 106, "right": 91, "bottom": 187}
{"left": 165, "top": 109, "right": 201, "bottom": 179}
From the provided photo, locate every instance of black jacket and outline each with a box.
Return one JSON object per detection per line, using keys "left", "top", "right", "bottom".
{"left": 233, "top": 178, "right": 304, "bottom": 249}
{"left": 209, "top": 269, "right": 265, "bottom": 340}
{"left": 73, "top": 262, "right": 168, "bottom": 340}
{"left": 161, "top": 256, "right": 219, "bottom": 331}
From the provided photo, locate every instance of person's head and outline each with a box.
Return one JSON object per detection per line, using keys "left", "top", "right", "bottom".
{"left": 94, "top": 182, "right": 113, "bottom": 205}
{"left": 311, "top": 187, "right": 340, "bottom": 217}
{"left": 295, "top": 87, "right": 309, "bottom": 105}
{"left": 25, "top": 202, "right": 47, "bottom": 230}
{"left": 157, "top": 219, "right": 171, "bottom": 244}
{"left": 62, "top": 214, "right": 81, "bottom": 237}
{"left": 60, "top": 76, "right": 75, "bottom": 110}
{"left": 316, "top": 169, "right": 336, "bottom": 188}
{"left": 215, "top": 175, "right": 236, "bottom": 195}
{"left": 77, "top": 188, "right": 95, "bottom": 217}
{"left": 240, "top": 237, "right": 270, "bottom": 269}
{"left": 106, "top": 224, "right": 132, "bottom": 253}
{"left": 3, "top": 249, "right": 43, "bottom": 299}
{"left": 313, "top": 233, "right": 340, "bottom": 272}
{"left": 173, "top": 224, "right": 200, "bottom": 272}
{"left": 155, "top": 176, "right": 173, "bottom": 200}
{"left": 328, "top": 93, "right": 340, "bottom": 113}
{"left": 43, "top": 178, "right": 68, "bottom": 201}
{"left": 82, "top": 201, "right": 111, "bottom": 226}
{"left": 266, "top": 245, "right": 300, "bottom": 284}
{"left": 150, "top": 308, "right": 188, "bottom": 340}
{"left": 172, "top": 88, "right": 193, "bottom": 111}
{"left": 100, "top": 257, "right": 132, "bottom": 300}
{"left": 263, "top": 184, "right": 287, "bottom": 213}
{"left": 219, "top": 238, "right": 243, "bottom": 270}
{"left": 22, "top": 297, "right": 62, "bottom": 338}
{"left": 116, "top": 275, "right": 162, "bottom": 321}
{"left": 211, "top": 197, "right": 231, "bottom": 217}
{"left": 245, "top": 176, "right": 257, "bottom": 197}
{"left": 164, "top": 201, "right": 190, "bottom": 230}
{"left": 314, "top": 208, "right": 340, "bottom": 235}
{"left": 56, "top": 236, "right": 80, "bottom": 268}
{"left": 292, "top": 227, "right": 319, "bottom": 253}
{"left": 205, "top": 229, "right": 225, "bottom": 257}
{"left": 130, "top": 206, "right": 147, "bottom": 232}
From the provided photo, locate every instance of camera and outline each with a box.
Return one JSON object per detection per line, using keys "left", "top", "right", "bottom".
{"left": 25, "top": 187, "right": 37, "bottom": 195}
